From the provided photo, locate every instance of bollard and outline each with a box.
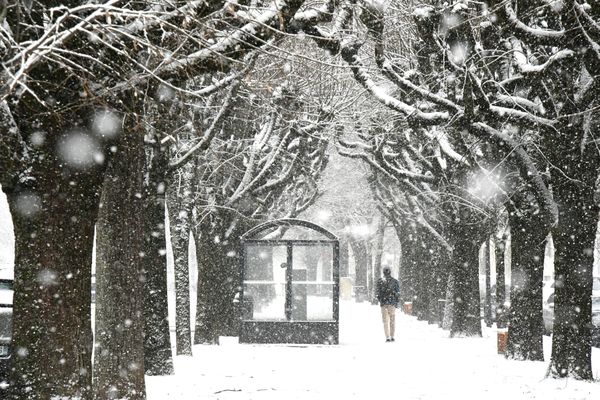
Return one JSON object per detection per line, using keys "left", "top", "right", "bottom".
{"left": 403, "top": 301, "right": 413, "bottom": 315}
{"left": 497, "top": 329, "right": 508, "bottom": 354}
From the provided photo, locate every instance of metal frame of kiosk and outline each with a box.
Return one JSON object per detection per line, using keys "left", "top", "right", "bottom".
{"left": 239, "top": 219, "right": 340, "bottom": 344}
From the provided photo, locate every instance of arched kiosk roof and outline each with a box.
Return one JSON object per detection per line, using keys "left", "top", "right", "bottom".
{"left": 241, "top": 218, "right": 338, "bottom": 241}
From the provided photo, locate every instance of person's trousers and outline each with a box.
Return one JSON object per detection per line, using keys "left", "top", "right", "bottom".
{"left": 380, "top": 305, "right": 396, "bottom": 339}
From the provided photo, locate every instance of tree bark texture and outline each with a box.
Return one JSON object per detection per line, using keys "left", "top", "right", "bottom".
{"left": 193, "top": 221, "right": 249, "bottom": 343}
{"left": 5, "top": 179, "right": 98, "bottom": 399}
{"left": 483, "top": 240, "right": 493, "bottom": 328}
{"left": 370, "top": 216, "right": 386, "bottom": 303}
{"left": 442, "top": 271, "right": 455, "bottom": 331}
{"left": 142, "top": 144, "right": 174, "bottom": 375}
{"left": 397, "top": 233, "right": 416, "bottom": 308}
{"left": 413, "top": 242, "right": 431, "bottom": 321}
{"left": 545, "top": 103, "right": 599, "bottom": 379}
{"left": 167, "top": 177, "right": 194, "bottom": 356}
{"left": 339, "top": 240, "right": 350, "bottom": 277}
{"left": 495, "top": 233, "right": 508, "bottom": 329}
{"left": 549, "top": 182, "right": 597, "bottom": 379}
{"left": 93, "top": 131, "right": 146, "bottom": 400}
{"left": 505, "top": 211, "right": 547, "bottom": 361}
{"left": 421, "top": 249, "right": 443, "bottom": 324}
{"left": 4, "top": 104, "right": 107, "bottom": 398}
{"left": 428, "top": 252, "right": 448, "bottom": 325}
{"left": 450, "top": 236, "right": 482, "bottom": 337}
{"left": 349, "top": 239, "right": 369, "bottom": 302}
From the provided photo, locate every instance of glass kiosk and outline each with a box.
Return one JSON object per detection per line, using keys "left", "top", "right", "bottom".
{"left": 239, "top": 219, "right": 339, "bottom": 344}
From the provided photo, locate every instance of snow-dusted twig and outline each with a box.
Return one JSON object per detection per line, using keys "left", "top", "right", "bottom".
{"left": 168, "top": 78, "right": 242, "bottom": 171}
{"left": 501, "top": 2, "right": 565, "bottom": 46}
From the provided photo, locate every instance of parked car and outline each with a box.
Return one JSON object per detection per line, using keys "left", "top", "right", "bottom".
{"left": 0, "top": 279, "right": 13, "bottom": 381}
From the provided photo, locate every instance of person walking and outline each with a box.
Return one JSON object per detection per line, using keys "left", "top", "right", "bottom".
{"left": 376, "top": 266, "right": 400, "bottom": 342}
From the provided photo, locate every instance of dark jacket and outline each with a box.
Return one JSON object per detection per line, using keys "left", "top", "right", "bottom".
{"left": 376, "top": 276, "right": 400, "bottom": 307}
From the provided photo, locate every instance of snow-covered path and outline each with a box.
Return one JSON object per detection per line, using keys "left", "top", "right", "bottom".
{"left": 147, "top": 301, "right": 600, "bottom": 400}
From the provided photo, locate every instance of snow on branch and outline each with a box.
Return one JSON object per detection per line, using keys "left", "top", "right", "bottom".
{"left": 340, "top": 40, "right": 449, "bottom": 126}
{"left": 252, "top": 117, "right": 330, "bottom": 197}
{"left": 1, "top": 0, "right": 124, "bottom": 99}
{"left": 374, "top": 174, "right": 450, "bottom": 252}
{"left": 470, "top": 122, "right": 558, "bottom": 228}
{"left": 0, "top": 100, "right": 25, "bottom": 186}
{"left": 2, "top": 0, "right": 311, "bottom": 102}
{"left": 338, "top": 139, "right": 433, "bottom": 184}
{"left": 293, "top": 0, "right": 337, "bottom": 24}
{"left": 510, "top": 38, "right": 576, "bottom": 76}
{"left": 253, "top": 145, "right": 302, "bottom": 196}
{"left": 381, "top": 61, "right": 461, "bottom": 113}
{"left": 426, "top": 128, "right": 469, "bottom": 167}
{"left": 574, "top": 2, "right": 600, "bottom": 38}
{"left": 337, "top": 139, "right": 374, "bottom": 151}
{"left": 493, "top": 93, "right": 546, "bottom": 115}
{"left": 376, "top": 150, "right": 436, "bottom": 183}
{"left": 112, "top": 0, "right": 210, "bottom": 39}
{"left": 488, "top": 105, "right": 555, "bottom": 127}
{"left": 407, "top": 196, "right": 453, "bottom": 253}
{"left": 168, "top": 78, "right": 242, "bottom": 171}
{"left": 156, "top": 0, "right": 305, "bottom": 80}
{"left": 227, "top": 110, "right": 280, "bottom": 206}
{"left": 501, "top": 2, "right": 565, "bottom": 46}
{"left": 190, "top": 58, "right": 257, "bottom": 97}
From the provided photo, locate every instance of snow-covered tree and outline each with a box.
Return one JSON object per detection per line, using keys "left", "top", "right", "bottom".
{"left": 0, "top": 1, "right": 334, "bottom": 397}
{"left": 189, "top": 74, "right": 332, "bottom": 343}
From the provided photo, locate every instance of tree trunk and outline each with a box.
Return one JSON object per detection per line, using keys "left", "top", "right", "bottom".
{"left": 483, "top": 239, "right": 493, "bottom": 328}
{"left": 339, "top": 240, "right": 350, "bottom": 277}
{"left": 93, "top": 131, "right": 146, "bottom": 400}
{"left": 5, "top": 182, "right": 98, "bottom": 399}
{"left": 370, "top": 216, "right": 386, "bottom": 303}
{"left": 450, "top": 236, "right": 482, "bottom": 337}
{"left": 142, "top": 144, "right": 174, "bottom": 375}
{"left": 429, "top": 251, "right": 449, "bottom": 325}
{"left": 495, "top": 232, "right": 508, "bottom": 329}
{"left": 544, "top": 104, "right": 598, "bottom": 379}
{"left": 540, "top": 63, "right": 600, "bottom": 379}
{"left": 194, "top": 222, "right": 247, "bottom": 343}
{"left": 442, "top": 271, "right": 455, "bottom": 330}
{"left": 505, "top": 211, "right": 546, "bottom": 361}
{"left": 365, "top": 245, "right": 373, "bottom": 303}
{"left": 349, "top": 239, "right": 369, "bottom": 302}
{"left": 395, "top": 222, "right": 446, "bottom": 323}
{"left": 167, "top": 181, "right": 194, "bottom": 355}
{"left": 4, "top": 108, "right": 108, "bottom": 398}
{"left": 419, "top": 245, "right": 439, "bottom": 323}
{"left": 549, "top": 183, "right": 597, "bottom": 379}
{"left": 413, "top": 241, "right": 430, "bottom": 321}
{"left": 397, "top": 236, "right": 412, "bottom": 307}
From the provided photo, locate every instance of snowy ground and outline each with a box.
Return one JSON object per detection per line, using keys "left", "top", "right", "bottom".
{"left": 148, "top": 300, "right": 600, "bottom": 400}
